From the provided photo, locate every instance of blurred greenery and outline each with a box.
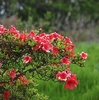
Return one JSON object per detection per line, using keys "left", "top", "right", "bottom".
{"left": 37, "top": 42, "right": 99, "bottom": 100}
{"left": 1, "top": 0, "right": 99, "bottom": 21}
{"left": 0, "top": 0, "right": 99, "bottom": 42}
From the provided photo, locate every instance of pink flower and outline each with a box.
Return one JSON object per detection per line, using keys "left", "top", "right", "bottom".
{"left": 65, "top": 44, "right": 75, "bottom": 57}
{"left": 0, "top": 25, "right": 7, "bottom": 34}
{"left": 65, "top": 37, "right": 72, "bottom": 44}
{"left": 48, "top": 32, "right": 64, "bottom": 40}
{"left": 61, "top": 57, "right": 71, "bottom": 65}
{"left": 64, "top": 74, "right": 78, "bottom": 90}
{"left": 56, "top": 70, "right": 71, "bottom": 81}
{"left": 9, "top": 26, "right": 19, "bottom": 35}
{"left": 42, "top": 41, "right": 52, "bottom": 52}
{"left": 33, "top": 43, "right": 41, "bottom": 51}
{"left": 56, "top": 70, "right": 78, "bottom": 90}
{"left": 39, "top": 33, "right": 48, "bottom": 40}
{"left": 8, "top": 69, "right": 16, "bottom": 79}
{"left": 65, "top": 46, "right": 71, "bottom": 51}
{"left": 65, "top": 44, "right": 75, "bottom": 51}
{"left": 19, "top": 34, "right": 27, "bottom": 42}
{"left": 23, "top": 55, "right": 32, "bottom": 63}
{"left": 28, "top": 31, "right": 36, "bottom": 39}
{"left": 2, "top": 90, "right": 10, "bottom": 100}
{"left": 34, "top": 36, "right": 52, "bottom": 52}
{"left": 34, "top": 36, "right": 44, "bottom": 43}
{"left": 80, "top": 52, "right": 88, "bottom": 60}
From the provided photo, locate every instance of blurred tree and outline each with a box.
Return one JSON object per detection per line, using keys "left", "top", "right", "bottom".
{"left": 0, "top": 0, "right": 99, "bottom": 31}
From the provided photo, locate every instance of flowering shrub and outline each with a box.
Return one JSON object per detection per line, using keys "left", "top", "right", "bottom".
{"left": 0, "top": 25, "right": 88, "bottom": 100}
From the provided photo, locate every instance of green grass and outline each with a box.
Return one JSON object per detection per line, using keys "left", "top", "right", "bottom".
{"left": 37, "top": 42, "right": 99, "bottom": 100}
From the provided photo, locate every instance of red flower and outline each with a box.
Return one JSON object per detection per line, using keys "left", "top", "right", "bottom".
{"left": 65, "top": 46, "right": 71, "bottom": 51}
{"left": 19, "top": 34, "right": 27, "bottom": 42}
{"left": 65, "top": 44, "right": 75, "bottom": 51}
{"left": 23, "top": 55, "right": 32, "bottom": 63}
{"left": 56, "top": 70, "right": 71, "bottom": 81}
{"left": 2, "top": 90, "right": 10, "bottom": 100}
{"left": 61, "top": 57, "right": 71, "bottom": 65}
{"left": 64, "top": 74, "right": 78, "bottom": 90}
{"left": 8, "top": 69, "right": 16, "bottom": 79}
{"left": 28, "top": 31, "right": 36, "bottom": 39}
{"left": 39, "top": 33, "right": 48, "bottom": 39}
{"left": 19, "top": 76, "right": 29, "bottom": 85}
{"left": 33, "top": 35, "right": 52, "bottom": 52}
{"left": 56, "top": 71, "right": 67, "bottom": 81}
{"left": 9, "top": 26, "right": 19, "bottom": 35}
{"left": 0, "top": 25, "right": 7, "bottom": 34}
{"left": 65, "top": 37, "right": 72, "bottom": 44}
{"left": 80, "top": 52, "right": 88, "bottom": 60}
{"left": 33, "top": 43, "right": 41, "bottom": 51}
{"left": 35, "top": 36, "right": 42, "bottom": 43}
{"left": 48, "top": 32, "right": 64, "bottom": 40}
{"left": 42, "top": 41, "right": 52, "bottom": 52}
{"left": 52, "top": 46, "right": 59, "bottom": 55}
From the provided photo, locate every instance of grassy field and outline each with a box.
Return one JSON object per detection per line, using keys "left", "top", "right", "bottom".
{"left": 37, "top": 42, "right": 99, "bottom": 100}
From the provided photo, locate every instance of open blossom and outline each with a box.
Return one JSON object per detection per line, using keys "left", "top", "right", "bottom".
{"left": 61, "top": 57, "right": 71, "bottom": 65}
{"left": 65, "top": 44, "right": 75, "bottom": 51}
{"left": 28, "top": 31, "right": 36, "bottom": 39}
{"left": 64, "top": 37, "right": 72, "bottom": 44}
{"left": 56, "top": 70, "right": 78, "bottom": 90}
{"left": 80, "top": 52, "right": 88, "bottom": 60}
{"left": 33, "top": 43, "right": 41, "bottom": 51}
{"left": 9, "top": 26, "right": 19, "bottom": 35}
{"left": 42, "top": 41, "right": 53, "bottom": 52}
{"left": 65, "top": 44, "right": 75, "bottom": 57}
{"left": 33, "top": 35, "right": 53, "bottom": 52}
{"left": 52, "top": 46, "right": 59, "bottom": 55}
{"left": 8, "top": 69, "right": 16, "bottom": 79}
{"left": 2, "top": 90, "right": 10, "bottom": 100}
{"left": 23, "top": 55, "right": 32, "bottom": 63}
{"left": 0, "top": 25, "right": 7, "bottom": 34}
{"left": 48, "top": 32, "right": 64, "bottom": 40}
{"left": 56, "top": 70, "right": 71, "bottom": 81}
{"left": 64, "top": 74, "right": 78, "bottom": 90}
{"left": 19, "top": 33, "right": 27, "bottom": 42}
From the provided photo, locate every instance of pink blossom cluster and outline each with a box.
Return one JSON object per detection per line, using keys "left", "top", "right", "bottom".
{"left": 0, "top": 25, "right": 7, "bottom": 34}
{"left": 7, "top": 69, "right": 29, "bottom": 84}
{"left": 0, "top": 25, "right": 88, "bottom": 61}
{"left": 56, "top": 70, "right": 78, "bottom": 90}
{"left": 8, "top": 26, "right": 76, "bottom": 65}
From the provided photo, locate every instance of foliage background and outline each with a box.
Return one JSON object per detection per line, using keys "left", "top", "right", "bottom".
{"left": 0, "top": 0, "right": 99, "bottom": 42}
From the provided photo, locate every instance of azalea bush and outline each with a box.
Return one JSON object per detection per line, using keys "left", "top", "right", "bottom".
{"left": 0, "top": 25, "right": 88, "bottom": 100}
